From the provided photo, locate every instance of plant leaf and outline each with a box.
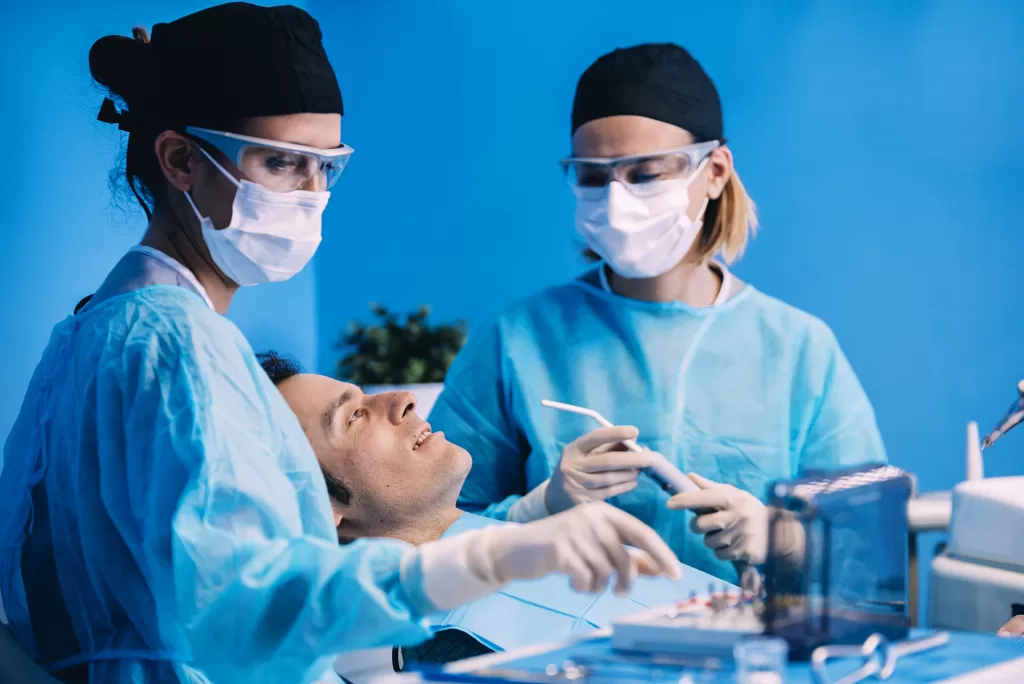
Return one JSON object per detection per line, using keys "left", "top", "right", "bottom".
{"left": 335, "top": 304, "right": 467, "bottom": 384}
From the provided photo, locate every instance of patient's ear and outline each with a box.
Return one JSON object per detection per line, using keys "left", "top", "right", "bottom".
{"left": 333, "top": 510, "right": 343, "bottom": 528}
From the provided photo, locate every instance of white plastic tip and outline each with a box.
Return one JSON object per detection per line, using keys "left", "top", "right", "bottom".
{"left": 966, "top": 421, "right": 984, "bottom": 481}
{"left": 540, "top": 399, "right": 614, "bottom": 427}
{"left": 541, "top": 399, "right": 588, "bottom": 414}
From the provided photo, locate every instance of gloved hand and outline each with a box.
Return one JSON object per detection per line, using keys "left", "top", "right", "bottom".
{"left": 667, "top": 473, "right": 805, "bottom": 567}
{"left": 480, "top": 502, "right": 682, "bottom": 594}
{"left": 506, "top": 426, "right": 661, "bottom": 523}
{"left": 667, "top": 473, "right": 769, "bottom": 565}
{"left": 544, "top": 426, "right": 661, "bottom": 515}
{"left": 414, "top": 502, "right": 682, "bottom": 609}
{"left": 999, "top": 616, "right": 1024, "bottom": 637}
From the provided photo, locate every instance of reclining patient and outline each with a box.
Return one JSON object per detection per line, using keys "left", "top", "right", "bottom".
{"left": 256, "top": 352, "right": 735, "bottom": 676}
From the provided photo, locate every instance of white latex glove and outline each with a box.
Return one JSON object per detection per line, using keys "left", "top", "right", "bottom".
{"left": 998, "top": 616, "right": 1024, "bottom": 637}
{"left": 485, "top": 502, "right": 682, "bottom": 593}
{"left": 667, "top": 473, "right": 771, "bottom": 565}
{"left": 507, "top": 426, "right": 659, "bottom": 523}
{"left": 667, "top": 473, "right": 805, "bottom": 567}
{"left": 413, "top": 502, "right": 682, "bottom": 609}
{"left": 507, "top": 426, "right": 662, "bottom": 523}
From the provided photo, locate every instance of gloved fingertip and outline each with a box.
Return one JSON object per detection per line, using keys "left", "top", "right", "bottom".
{"left": 688, "top": 472, "right": 715, "bottom": 488}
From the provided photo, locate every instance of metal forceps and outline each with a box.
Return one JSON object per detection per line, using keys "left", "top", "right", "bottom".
{"left": 810, "top": 632, "right": 950, "bottom": 684}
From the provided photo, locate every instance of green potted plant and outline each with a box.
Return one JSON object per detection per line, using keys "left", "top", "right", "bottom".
{"left": 334, "top": 304, "right": 467, "bottom": 414}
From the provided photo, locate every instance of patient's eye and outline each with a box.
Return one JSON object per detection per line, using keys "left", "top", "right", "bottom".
{"left": 348, "top": 408, "right": 365, "bottom": 424}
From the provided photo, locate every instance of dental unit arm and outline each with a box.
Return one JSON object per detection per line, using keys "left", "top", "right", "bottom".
{"left": 927, "top": 378, "right": 1024, "bottom": 633}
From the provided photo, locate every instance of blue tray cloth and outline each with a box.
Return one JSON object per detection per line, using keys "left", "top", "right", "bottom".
{"left": 414, "top": 631, "right": 1024, "bottom": 683}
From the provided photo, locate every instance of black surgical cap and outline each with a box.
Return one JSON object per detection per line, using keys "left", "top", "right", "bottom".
{"left": 94, "top": 2, "right": 342, "bottom": 131}
{"left": 571, "top": 43, "right": 722, "bottom": 142}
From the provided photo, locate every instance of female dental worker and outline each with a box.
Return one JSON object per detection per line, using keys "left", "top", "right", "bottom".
{"left": 0, "top": 9, "right": 679, "bottom": 683}
{"left": 429, "top": 43, "right": 887, "bottom": 585}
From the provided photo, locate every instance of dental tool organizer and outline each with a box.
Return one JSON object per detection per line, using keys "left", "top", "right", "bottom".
{"left": 611, "top": 590, "right": 764, "bottom": 657}
{"left": 609, "top": 465, "right": 916, "bottom": 663}
{"left": 764, "top": 464, "right": 914, "bottom": 660}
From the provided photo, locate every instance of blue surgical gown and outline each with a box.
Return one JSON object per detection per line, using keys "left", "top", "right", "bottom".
{"left": 0, "top": 252, "right": 436, "bottom": 683}
{"left": 429, "top": 266, "right": 887, "bottom": 585}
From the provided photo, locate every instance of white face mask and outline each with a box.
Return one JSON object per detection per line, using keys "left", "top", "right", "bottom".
{"left": 185, "top": 147, "right": 329, "bottom": 286}
{"left": 575, "top": 160, "right": 709, "bottom": 279}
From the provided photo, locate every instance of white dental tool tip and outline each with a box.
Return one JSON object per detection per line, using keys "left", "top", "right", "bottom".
{"left": 541, "top": 399, "right": 643, "bottom": 451}
{"left": 966, "top": 421, "right": 984, "bottom": 480}
{"left": 540, "top": 400, "right": 613, "bottom": 427}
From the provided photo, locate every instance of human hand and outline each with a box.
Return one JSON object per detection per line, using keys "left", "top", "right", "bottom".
{"left": 544, "top": 426, "right": 661, "bottom": 515}
{"left": 480, "top": 502, "right": 682, "bottom": 595}
{"left": 998, "top": 615, "right": 1024, "bottom": 637}
{"left": 667, "top": 473, "right": 771, "bottom": 564}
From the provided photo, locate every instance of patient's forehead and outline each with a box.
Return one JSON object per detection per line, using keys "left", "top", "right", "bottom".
{"left": 277, "top": 373, "right": 360, "bottom": 428}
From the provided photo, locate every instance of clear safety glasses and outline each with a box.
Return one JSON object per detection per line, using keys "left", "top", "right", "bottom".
{"left": 186, "top": 127, "right": 355, "bottom": 193}
{"left": 560, "top": 140, "right": 720, "bottom": 197}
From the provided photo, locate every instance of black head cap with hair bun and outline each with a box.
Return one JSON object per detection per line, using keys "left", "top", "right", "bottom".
{"left": 571, "top": 43, "right": 722, "bottom": 142}
{"left": 91, "top": 2, "right": 342, "bottom": 131}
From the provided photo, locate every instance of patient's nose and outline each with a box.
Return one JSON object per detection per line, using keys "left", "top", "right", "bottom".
{"left": 385, "top": 391, "right": 417, "bottom": 424}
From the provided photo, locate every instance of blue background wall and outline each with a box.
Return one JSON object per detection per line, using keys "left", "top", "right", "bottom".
{"left": 2, "top": 0, "right": 1023, "bottom": 623}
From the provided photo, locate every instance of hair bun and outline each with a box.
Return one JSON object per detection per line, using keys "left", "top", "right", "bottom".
{"left": 88, "top": 34, "right": 151, "bottom": 107}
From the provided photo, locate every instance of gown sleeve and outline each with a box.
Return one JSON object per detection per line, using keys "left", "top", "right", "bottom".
{"left": 796, "top": 323, "right": 888, "bottom": 474}
{"left": 114, "top": 316, "right": 437, "bottom": 683}
{"left": 428, "top": 320, "right": 528, "bottom": 521}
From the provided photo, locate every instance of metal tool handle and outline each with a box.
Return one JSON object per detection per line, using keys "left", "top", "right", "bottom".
{"left": 810, "top": 632, "right": 950, "bottom": 684}
{"left": 981, "top": 379, "right": 1024, "bottom": 450}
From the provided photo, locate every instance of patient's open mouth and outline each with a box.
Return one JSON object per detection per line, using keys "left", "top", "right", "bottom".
{"left": 413, "top": 426, "right": 432, "bottom": 450}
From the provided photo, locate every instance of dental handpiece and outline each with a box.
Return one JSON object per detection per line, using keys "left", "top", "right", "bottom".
{"left": 542, "top": 399, "right": 750, "bottom": 580}
{"left": 541, "top": 399, "right": 699, "bottom": 494}
{"left": 981, "top": 379, "right": 1024, "bottom": 450}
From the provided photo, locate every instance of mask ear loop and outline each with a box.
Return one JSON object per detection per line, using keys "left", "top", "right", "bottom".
{"left": 695, "top": 196, "right": 711, "bottom": 224}
{"left": 194, "top": 145, "right": 242, "bottom": 190}
{"left": 183, "top": 144, "right": 243, "bottom": 222}
{"left": 686, "top": 157, "right": 713, "bottom": 224}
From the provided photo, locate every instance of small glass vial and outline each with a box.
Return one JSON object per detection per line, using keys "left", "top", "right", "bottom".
{"left": 734, "top": 636, "right": 788, "bottom": 684}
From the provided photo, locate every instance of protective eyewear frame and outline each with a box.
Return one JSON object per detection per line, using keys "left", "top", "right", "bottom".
{"left": 185, "top": 126, "right": 355, "bottom": 190}
{"left": 559, "top": 140, "right": 721, "bottom": 189}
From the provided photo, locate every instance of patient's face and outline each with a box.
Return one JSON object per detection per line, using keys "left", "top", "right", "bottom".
{"left": 277, "top": 373, "right": 471, "bottom": 538}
